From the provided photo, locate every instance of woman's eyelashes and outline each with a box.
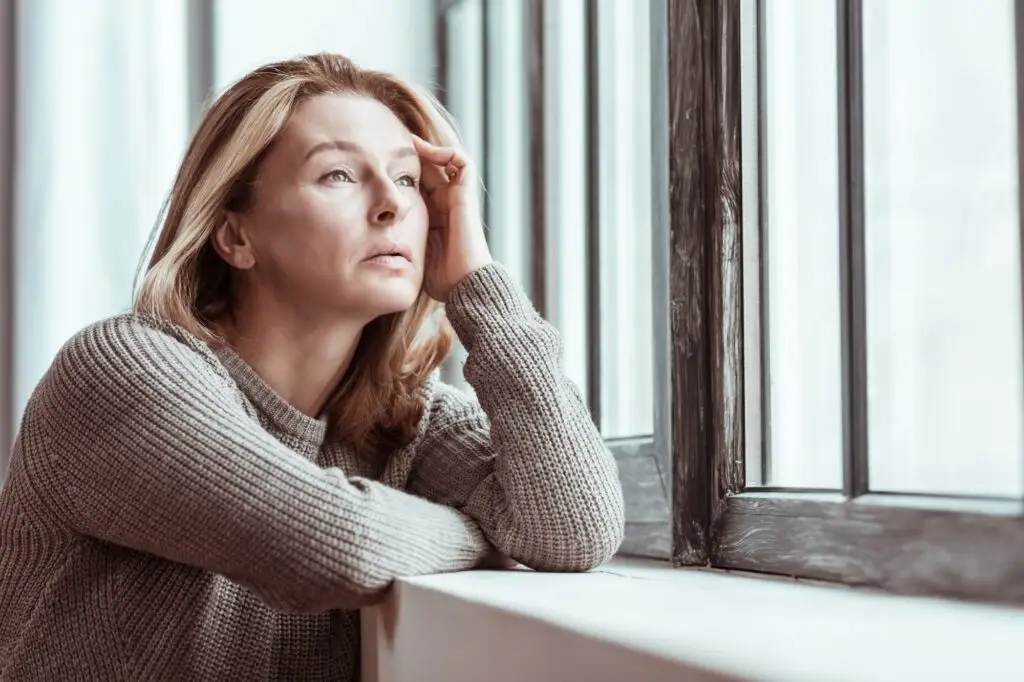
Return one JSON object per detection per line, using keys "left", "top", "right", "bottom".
{"left": 321, "top": 168, "right": 356, "bottom": 184}
{"left": 320, "top": 168, "right": 419, "bottom": 189}
{"left": 394, "top": 173, "right": 419, "bottom": 189}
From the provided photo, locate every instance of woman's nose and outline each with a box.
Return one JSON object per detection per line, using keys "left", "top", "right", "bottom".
{"left": 370, "top": 181, "right": 409, "bottom": 227}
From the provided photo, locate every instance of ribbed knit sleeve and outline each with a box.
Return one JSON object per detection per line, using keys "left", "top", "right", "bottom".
{"left": 26, "top": 315, "right": 490, "bottom": 614}
{"left": 407, "top": 263, "right": 625, "bottom": 572}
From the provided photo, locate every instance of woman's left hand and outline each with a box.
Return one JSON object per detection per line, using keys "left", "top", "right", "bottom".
{"left": 414, "top": 135, "right": 493, "bottom": 302}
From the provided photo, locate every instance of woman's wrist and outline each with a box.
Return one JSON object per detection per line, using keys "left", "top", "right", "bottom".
{"left": 443, "top": 262, "right": 544, "bottom": 355}
{"left": 445, "top": 254, "right": 494, "bottom": 303}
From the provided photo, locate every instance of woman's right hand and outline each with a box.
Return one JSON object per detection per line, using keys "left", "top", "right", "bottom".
{"left": 413, "top": 135, "right": 493, "bottom": 302}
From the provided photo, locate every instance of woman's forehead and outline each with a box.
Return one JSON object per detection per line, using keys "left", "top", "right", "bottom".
{"left": 283, "top": 94, "right": 412, "bottom": 154}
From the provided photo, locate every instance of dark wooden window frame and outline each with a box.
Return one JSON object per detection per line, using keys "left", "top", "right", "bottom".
{"left": 664, "top": 0, "right": 1024, "bottom": 604}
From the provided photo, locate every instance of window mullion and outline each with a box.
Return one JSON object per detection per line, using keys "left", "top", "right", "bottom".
{"left": 528, "top": 0, "right": 547, "bottom": 317}
{"left": 1014, "top": 0, "right": 1024, "bottom": 511}
{"left": 585, "top": 0, "right": 601, "bottom": 429}
{"left": 837, "top": 0, "right": 869, "bottom": 499}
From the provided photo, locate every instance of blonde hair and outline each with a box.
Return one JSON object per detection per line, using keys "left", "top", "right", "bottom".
{"left": 134, "top": 53, "right": 460, "bottom": 456}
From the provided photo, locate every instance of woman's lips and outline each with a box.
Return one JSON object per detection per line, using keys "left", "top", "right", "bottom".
{"left": 363, "top": 254, "right": 411, "bottom": 269}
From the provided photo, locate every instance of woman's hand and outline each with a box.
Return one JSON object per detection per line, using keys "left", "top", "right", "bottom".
{"left": 414, "top": 135, "right": 493, "bottom": 302}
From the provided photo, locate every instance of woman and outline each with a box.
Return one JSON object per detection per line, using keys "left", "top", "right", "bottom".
{"left": 0, "top": 53, "right": 624, "bottom": 680}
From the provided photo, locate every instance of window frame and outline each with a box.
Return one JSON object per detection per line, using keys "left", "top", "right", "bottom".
{"left": 664, "top": 0, "right": 1024, "bottom": 604}
{"left": 0, "top": 0, "right": 13, "bottom": 483}
{"left": 439, "top": 0, "right": 1024, "bottom": 603}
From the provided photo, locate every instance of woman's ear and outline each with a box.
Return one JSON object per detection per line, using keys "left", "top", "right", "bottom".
{"left": 212, "top": 212, "right": 257, "bottom": 270}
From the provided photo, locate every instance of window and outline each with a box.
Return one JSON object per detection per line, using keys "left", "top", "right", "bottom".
{"left": 673, "top": 0, "right": 1024, "bottom": 602}
{"left": 438, "top": 0, "right": 668, "bottom": 557}
{"left": 860, "top": 0, "right": 1022, "bottom": 497}
{"left": 759, "top": 0, "right": 844, "bottom": 488}
{"left": 438, "top": 0, "right": 485, "bottom": 393}
{"left": 595, "top": 0, "right": 654, "bottom": 440}
{"left": 441, "top": 0, "right": 1024, "bottom": 602}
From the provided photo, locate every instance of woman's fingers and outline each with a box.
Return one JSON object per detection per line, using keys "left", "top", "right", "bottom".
{"left": 412, "top": 135, "right": 469, "bottom": 168}
{"left": 413, "top": 135, "right": 472, "bottom": 189}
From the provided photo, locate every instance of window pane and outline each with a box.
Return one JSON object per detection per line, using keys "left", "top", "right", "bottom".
{"left": 763, "top": 0, "right": 844, "bottom": 488}
{"left": 595, "top": 0, "right": 653, "bottom": 438}
{"left": 740, "top": 0, "right": 763, "bottom": 485}
{"left": 485, "top": 0, "right": 532, "bottom": 295}
{"left": 442, "top": 0, "right": 485, "bottom": 394}
{"left": 446, "top": 0, "right": 485, "bottom": 189}
{"left": 214, "top": 0, "right": 436, "bottom": 88}
{"left": 863, "top": 0, "right": 1024, "bottom": 497}
{"left": 544, "top": 0, "right": 589, "bottom": 400}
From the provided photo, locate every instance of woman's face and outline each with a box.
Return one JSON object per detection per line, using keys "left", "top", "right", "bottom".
{"left": 223, "top": 93, "right": 428, "bottom": 321}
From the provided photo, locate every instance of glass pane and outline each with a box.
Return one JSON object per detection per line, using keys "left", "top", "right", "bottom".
{"left": 214, "top": 0, "right": 436, "bottom": 88}
{"left": 863, "top": 0, "right": 1024, "bottom": 497}
{"left": 544, "top": 0, "right": 589, "bottom": 401}
{"left": 446, "top": 0, "right": 485, "bottom": 191}
{"left": 764, "top": 0, "right": 844, "bottom": 488}
{"left": 740, "top": 0, "right": 763, "bottom": 485}
{"left": 441, "top": 0, "right": 485, "bottom": 393}
{"left": 595, "top": 0, "right": 653, "bottom": 438}
{"left": 485, "top": 0, "right": 532, "bottom": 296}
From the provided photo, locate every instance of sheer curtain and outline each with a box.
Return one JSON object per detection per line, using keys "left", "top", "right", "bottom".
{"left": 1, "top": 0, "right": 440, "bottom": 482}
{"left": 6, "top": 0, "right": 190, "bottom": 464}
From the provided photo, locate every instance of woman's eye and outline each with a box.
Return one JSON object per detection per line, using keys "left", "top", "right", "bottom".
{"left": 324, "top": 169, "right": 355, "bottom": 184}
{"left": 395, "top": 174, "right": 419, "bottom": 188}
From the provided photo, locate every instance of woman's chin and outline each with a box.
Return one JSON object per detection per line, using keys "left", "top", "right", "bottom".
{"left": 359, "top": 281, "right": 421, "bottom": 317}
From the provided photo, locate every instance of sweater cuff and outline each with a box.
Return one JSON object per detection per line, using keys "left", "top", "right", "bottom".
{"left": 444, "top": 262, "right": 538, "bottom": 350}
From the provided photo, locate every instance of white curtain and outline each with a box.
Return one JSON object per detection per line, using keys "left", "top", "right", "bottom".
{"left": 1, "top": 0, "right": 439, "bottom": 482}
{"left": 10, "top": 0, "right": 190, "bottom": 442}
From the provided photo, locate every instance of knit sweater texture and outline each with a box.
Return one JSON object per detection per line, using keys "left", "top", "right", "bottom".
{"left": 0, "top": 263, "right": 625, "bottom": 681}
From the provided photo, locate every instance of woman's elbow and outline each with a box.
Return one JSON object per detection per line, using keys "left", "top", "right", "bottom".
{"left": 552, "top": 451, "right": 627, "bottom": 571}
{"left": 574, "top": 483, "right": 627, "bottom": 569}
{"left": 513, "top": 498, "right": 625, "bottom": 573}
{"left": 567, "top": 504, "right": 625, "bottom": 571}
{"left": 248, "top": 565, "right": 393, "bottom": 614}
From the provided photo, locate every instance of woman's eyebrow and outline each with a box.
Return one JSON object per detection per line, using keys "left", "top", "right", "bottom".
{"left": 304, "top": 140, "right": 417, "bottom": 162}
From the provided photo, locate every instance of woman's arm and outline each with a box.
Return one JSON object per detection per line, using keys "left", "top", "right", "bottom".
{"left": 408, "top": 263, "right": 626, "bottom": 572}
{"left": 24, "top": 315, "right": 490, "bottom": 614}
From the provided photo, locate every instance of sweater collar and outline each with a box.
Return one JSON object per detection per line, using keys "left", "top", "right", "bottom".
{"left": 212, "top": 346, "right": 329, "bottom": 447}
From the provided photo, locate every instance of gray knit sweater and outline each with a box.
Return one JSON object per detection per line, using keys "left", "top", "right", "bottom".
{"left": 0, "top": 263, "right": 625, "bottom": 681}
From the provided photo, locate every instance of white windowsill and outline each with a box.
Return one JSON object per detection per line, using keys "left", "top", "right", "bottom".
{"left": 361, "top": 558, "right": 1024, "bottom": 682}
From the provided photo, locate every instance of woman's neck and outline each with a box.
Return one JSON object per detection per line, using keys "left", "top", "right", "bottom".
{"left": 221, "top": 303, "right": 365, "bottom": 419}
